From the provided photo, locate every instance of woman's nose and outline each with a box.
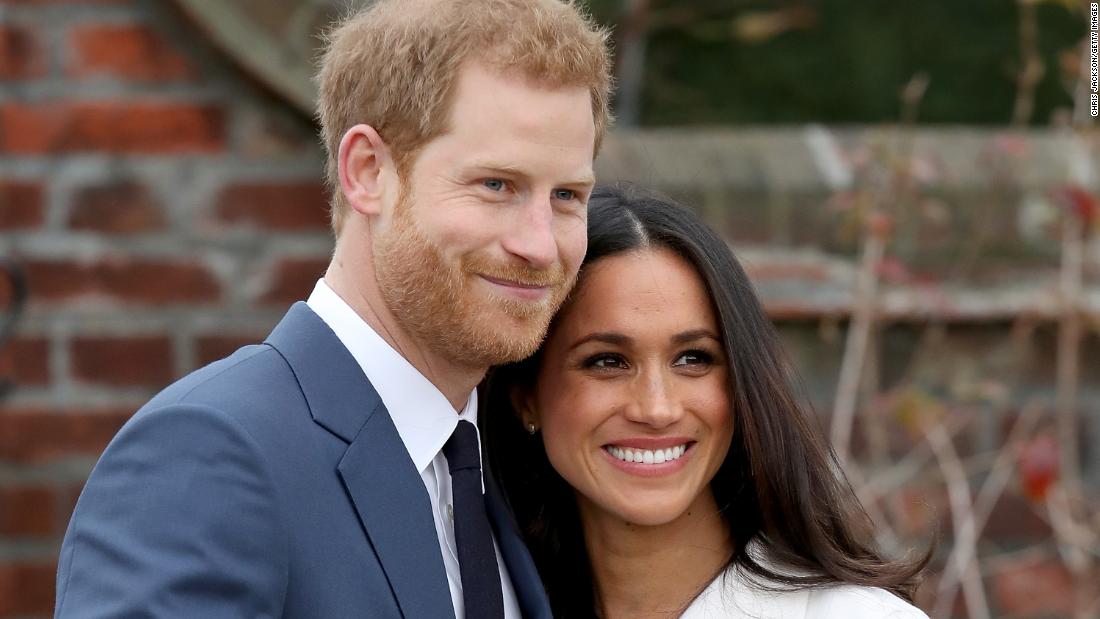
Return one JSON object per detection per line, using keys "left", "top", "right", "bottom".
{"left": 623, "top": 370, "right": 683, "bottom": 429}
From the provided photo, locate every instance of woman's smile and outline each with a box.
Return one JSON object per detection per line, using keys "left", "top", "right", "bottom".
{"left": 602, "top": 440, "right": 695, "bottom": 476}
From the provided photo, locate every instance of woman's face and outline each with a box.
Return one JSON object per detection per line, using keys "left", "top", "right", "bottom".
{"left": 528, "top": 247, "right": 734, "bottom": 527}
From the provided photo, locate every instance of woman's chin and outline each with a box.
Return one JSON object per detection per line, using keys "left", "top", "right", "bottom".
{"left": 617, "top": 509, "right": 685, "bottom": 527}
{"left": 588, "top": 494, "right": 696, "bottom": 528}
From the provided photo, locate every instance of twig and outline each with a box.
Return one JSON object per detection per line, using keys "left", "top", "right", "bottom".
{"left": 832, "top": 74, "right": 927, "bottom": 468}
{"left": 1011, "top": 0, "right": 1043, "bottom": 126}
{"left": 845, "top": 463, "right": 903, "bottom": 554}
{"left": 1056, "top": 211, "right": 1085, "bottom": 513}
{"left": 932, "top": 399, "right": 1045, "bottom": 612}
{"left": 615, "top": 0, "right": 650, "bottom": 127}
{"left": 860, "top": 322, "right": 891, "bottom": 473}
{"left": 1054, "top": 193, "right": 1096, "bottom": 619}
{"left": 830, "top": 230, "right": 884, "bottom": 468}
{"left": 1047, "top": 489, "right": 1099, "bottom": 564}
{"left": 925, "top": 422, "right": 991, "bottom": 619}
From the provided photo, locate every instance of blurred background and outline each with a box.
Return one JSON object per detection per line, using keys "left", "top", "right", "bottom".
{"left": 0, "top": 0, "right": 1096, "bottom": 617}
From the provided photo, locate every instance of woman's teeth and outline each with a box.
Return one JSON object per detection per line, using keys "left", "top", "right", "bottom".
{"left": 605, "top": 444, "right": 688, "bottom": 465}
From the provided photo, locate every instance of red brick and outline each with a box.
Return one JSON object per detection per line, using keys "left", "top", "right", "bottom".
{"left": 68, "top": 182, "right": 165, "bottom": 234}
{"left": 0, "top": 269, "right": 21, "bottom": 312}
{"left": 238, "top": 111, "right": 318, "bottom": 157}
{"left": 69, "top": 24, "right": 194, "bottom": 81}
{"left": 195, "top": 334, "right": 263, "bottom": 367}
{"left": 0, "top": 561, "right": 55, "bottom": 616}
{"left": 992, "top": 555, "right": 1074, "bottom": 617}
{"left": 259, "top": 257, "right": 328, "bottom": 305}
{"left": 70, "top": 335, "right": 173, "bottom": 387}
{"left": 0, "top": 486, "right": 55, "bottom": 537}
{"left": 215, "top": 182, "right": 331, "bottom": 231}
{"left": 0, "top": 407, "right": 133, "bottom": 464}
{"left": 94, "top": 259, "right": 221, "bottom": 304}
{"left": 0, "top": 336, "right": 49, "bottom": 386}
{"left": 0, "top": 24, "right": 45, "bottom": 79}
{"left": 0, "top": 181, "right": 45, "bottom": 230}
{"left": 981, "top": 494, "right": 1051, "bottom": 542}
{"left": 17, "top": 260, "right": 87, "bottom": 302}
{"left": 20, "top": 257, "right": 220, "bottom": 305}
{"left": 0, "top": 102, "right": 225, "bottom": 154}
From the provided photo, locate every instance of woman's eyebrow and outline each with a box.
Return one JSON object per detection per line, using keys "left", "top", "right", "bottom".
{"left": 568, "top": 332, "right": 630, "bottom": 352}
{"left": 671, "top": 329, "right": 720, "bottom": 345}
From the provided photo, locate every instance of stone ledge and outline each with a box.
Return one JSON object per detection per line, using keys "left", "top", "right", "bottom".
{"left": 597, "top": 127, "right": 1099, "bottom": 192}
{"left": 739, "top": 247, "right": 1100, "bottom": 322}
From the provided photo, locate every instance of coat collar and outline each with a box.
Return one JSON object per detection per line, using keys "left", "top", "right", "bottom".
{"left": 265, "top": 303, "right": 456, "bottom": 618}
{"left": 265, "top": 302, "right": 379, "bottom": 442}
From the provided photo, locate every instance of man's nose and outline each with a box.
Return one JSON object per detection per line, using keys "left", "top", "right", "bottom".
{"left": 500, "top": 195, "right": 558, "bottom": 270}
{"left": 623, "top": 370, "right": 683, "bottom": 430}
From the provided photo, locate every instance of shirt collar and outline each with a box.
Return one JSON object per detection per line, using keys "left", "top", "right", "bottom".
{"left": 306, "top": 279, "right": 476, "bottom": 474}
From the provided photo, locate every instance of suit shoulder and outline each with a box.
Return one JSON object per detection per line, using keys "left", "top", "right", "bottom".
{"left": 142, "top": 343, "right": 306, "bottom": 423}
{"left": 57, "top": 398, "right": 290, "bottom": 616}
{"left": 151, "top": 343, "right": 291, "bottom": 404}
{"left": 88, "top": 344, "right": 313, "bottom": 469}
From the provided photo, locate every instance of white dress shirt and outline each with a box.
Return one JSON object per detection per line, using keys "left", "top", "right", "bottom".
{"left": 307, "top": 280, "right": 520, "bottom": 619}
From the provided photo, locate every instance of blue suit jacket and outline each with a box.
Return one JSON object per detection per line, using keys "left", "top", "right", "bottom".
{"left": 55, "top": 303, "right": 551, "bottom": 618}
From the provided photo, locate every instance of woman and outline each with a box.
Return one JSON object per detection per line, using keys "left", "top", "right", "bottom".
{"left": 484, "top": 184, "right": 930, "bottom": 618}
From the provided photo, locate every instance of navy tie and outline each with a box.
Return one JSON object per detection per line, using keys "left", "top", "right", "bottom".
{"left": 444, "top": 420, "right": 505, "bottom": 619}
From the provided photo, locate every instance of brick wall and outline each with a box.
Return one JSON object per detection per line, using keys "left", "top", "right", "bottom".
{"left": 0, "top": 1, "right": 329, "bottom": 615}
{"left": 1, "top": 1, "right": 1098, "bottom": 618}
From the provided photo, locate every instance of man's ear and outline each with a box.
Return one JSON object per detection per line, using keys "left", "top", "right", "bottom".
{"left": 338, "top": 124, "right": 392, "bottom": 217}
{"left": 510, "top": 385, "right": 540, "bottom": 429}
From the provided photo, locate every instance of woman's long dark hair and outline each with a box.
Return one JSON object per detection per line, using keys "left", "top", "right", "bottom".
{"left": 483, "top": 183, "right": 930, "bottom": 618}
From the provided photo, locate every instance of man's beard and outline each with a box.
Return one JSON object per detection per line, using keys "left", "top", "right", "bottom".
{"left": 373, "top": 191, "right": 574, "bottom": 368}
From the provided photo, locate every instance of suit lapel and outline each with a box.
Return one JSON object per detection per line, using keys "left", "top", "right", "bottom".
{"left": 338, "top": 407, "right": 456, "bottom": 619}
{"left": 266, "top": 303, "right": 456, "bottom": 619}
{"left": 484, "top": 472, "right": 552, "bottom": 619}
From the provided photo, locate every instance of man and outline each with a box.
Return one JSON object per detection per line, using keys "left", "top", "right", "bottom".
{"left": 54, "top": 1, "right": 611, "bottom": 616}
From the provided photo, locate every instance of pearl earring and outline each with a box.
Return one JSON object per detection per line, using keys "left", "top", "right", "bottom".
{"left": 526, "top": 422, "right": 538, "bottom": 435}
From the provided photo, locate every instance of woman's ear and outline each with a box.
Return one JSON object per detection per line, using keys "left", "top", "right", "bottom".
{"left": 510, "top": 385, "right": 540, "bottom": 432}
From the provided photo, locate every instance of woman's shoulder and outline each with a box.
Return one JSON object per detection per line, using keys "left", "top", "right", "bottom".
{"left": 805, "top": 584, "right": 929, "bottom": 619}
{"left": 681, "top": 566, "right": 929, "bottom": 619}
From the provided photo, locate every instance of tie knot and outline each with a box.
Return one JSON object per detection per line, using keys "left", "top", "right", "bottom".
{"left": 444, "top": 420, "right": 482, "bottom": 473}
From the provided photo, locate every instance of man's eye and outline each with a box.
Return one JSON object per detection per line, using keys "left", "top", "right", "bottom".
{"left": 553, "top": 189, "right": 576, "bottom": 201}
{"left": 673, "top": 350, "right": 713, "bottom": 367}
{"left": 483, "top": 179, "right": 506, "bottom": 192}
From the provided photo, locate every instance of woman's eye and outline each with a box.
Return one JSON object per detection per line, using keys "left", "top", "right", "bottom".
{"left": 553, "top": 189, "right": 575, "bottom": 201}
{"left": 483, "top": 178, "right": 506, "bottom": 192}
{"left": 585, "top": 354, "right": 627, "bottom": 370}
{"left": 673, "top": 350, "right": 713, "bottom": 367}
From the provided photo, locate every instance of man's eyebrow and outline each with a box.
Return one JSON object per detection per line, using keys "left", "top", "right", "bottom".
{"left": 468, "top": 163, "right": 595, "bottom": 187}
{"left": 470, "top": 163, "right": 528, "bottom": 177}
{"left": 567, "top": 172, "right": 596, "bottom": 187}
{"left": 671, "top": 329, "right": 721, "bottom": 345}
{"left": 568, "top": 332, "right": 630, "bottom": 351}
